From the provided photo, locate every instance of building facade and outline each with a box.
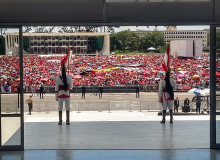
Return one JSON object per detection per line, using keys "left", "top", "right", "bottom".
{"left": 134, "top": 27, "right": 208, "bottom": 47}
{"left": 3, "top": 33, "right": 110, "bottom": 56}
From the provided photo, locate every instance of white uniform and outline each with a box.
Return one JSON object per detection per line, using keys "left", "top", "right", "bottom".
{"left": 55, "top": 75, "right": 73, "bottom": 111}
{"left": 158, "top": 78, "right": 176, "bottom": 110}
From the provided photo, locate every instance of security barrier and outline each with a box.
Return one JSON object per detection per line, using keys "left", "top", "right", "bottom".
{"left": 7, "top": 84, "right": 195, "bottom": 94}
{"left": 0, "top": 100, "right": 196, "bottom": 113}
{"left": 1, "top": 96, "right": 211, "bottom": 114}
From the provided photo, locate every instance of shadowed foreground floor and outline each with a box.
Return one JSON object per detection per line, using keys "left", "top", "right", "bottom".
{"left": 1, "top": 149, "right": 220, "bottom": 160}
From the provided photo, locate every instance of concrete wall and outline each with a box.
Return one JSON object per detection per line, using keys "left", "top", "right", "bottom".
{"left": 185, "top": 40, "right": 193, "bottom": 57}
{"left": 99, "top": 34, "right": 110, "bottom": 55}
{"left": 194, "top": 40, "right": 203, "bottom": 57}
{"left": 170, "top": 40, "right": 202, "bottom": 58}
{"left": 170, "top": 40, "right": 193, "bottom": 58}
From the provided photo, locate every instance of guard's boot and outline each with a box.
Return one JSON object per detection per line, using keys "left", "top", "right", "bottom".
{"left": 66, "top": 111, "right": 70, "bottom": 125}
{"left": 169, "top": 110, "right": 173, "bottom": 123}
{"left": 160, "top": 110, "right": 166, "bottom": 124}
{"left": 58, "top": 111, "right": 62, "bottom": 125}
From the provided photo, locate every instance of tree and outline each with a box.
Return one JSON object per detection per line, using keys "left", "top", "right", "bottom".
{"left": 142, "top": 31, "right": 166, "bottom": 52}
{"left": 207, "top": 31, "right": 220, "bottom": 47}
{"left": 110, "top": 34, "right": 121, "bottom": 51}
{"left": 137, "top": 37, "right": 145, "bottom": 52}
{"left": 128, "top": 36, "right": 138, "bottom": 52}
{"left": 115, "top": 30, "right": 134, "bottom": 53}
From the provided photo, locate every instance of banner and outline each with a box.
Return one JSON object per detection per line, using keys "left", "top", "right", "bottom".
{"left": 12, "top": 86, "right": 18, "bottom": 93}
{"left": 182, "top": 84, "right": 191, "bottom": 90}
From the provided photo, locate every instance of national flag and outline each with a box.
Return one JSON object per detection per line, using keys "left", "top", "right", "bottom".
{"left": 162, "top": 45, "right": 170, "bottom": 72}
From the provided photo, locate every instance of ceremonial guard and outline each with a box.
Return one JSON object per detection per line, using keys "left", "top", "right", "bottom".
{"left": 55, "top": 56, "right": 73, "bottom": 125}
{"left": 158, "top": 45, "right": 176, "bottom": 124}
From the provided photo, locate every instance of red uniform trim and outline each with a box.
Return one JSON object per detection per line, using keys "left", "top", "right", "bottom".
{"left": 57, "top": 85, "right": 70, "bottom": 98}
{"left": 163, "top": 88, "right": 172, "bottom": 101}
{"left": 58, "top": 95, "right": 70, "bottom": 98}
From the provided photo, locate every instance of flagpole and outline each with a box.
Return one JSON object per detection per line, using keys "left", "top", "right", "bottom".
{"left": 68, "top": 54, "right": 70, "bottom": 75}
{"left": 67, "top": 45, "right": 70, "bottom": 75}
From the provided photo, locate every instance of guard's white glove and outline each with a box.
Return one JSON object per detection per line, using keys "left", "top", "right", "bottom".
{"left": 158, "top": 97, "right": 162, "bottom": 103}
{"left": 55, "top": 93, "right": 58, "bottom": 101}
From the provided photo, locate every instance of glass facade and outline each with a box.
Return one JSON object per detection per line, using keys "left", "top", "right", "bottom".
{"left": 1, "top": 117, "right": 21, "bottom": 146}
{"left": 0, "top": 27, "right": 23, "bottom": 151}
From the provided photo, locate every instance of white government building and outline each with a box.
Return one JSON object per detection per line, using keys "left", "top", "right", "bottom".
{"left": 3, "top": 32, "right": 110, "bottom": 56}
{"left": 134, "top": 26, "right": 208, "bottom": 47}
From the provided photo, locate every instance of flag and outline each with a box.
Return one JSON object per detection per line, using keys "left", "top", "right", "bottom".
{"left": 66, "top": 45, "right": 70, "bottom": 57}
{"left": 162, "top": 45, "right": 170, "bottom": 72}
{"left": 61, "top": 56, "right": 68, "bottom": 66}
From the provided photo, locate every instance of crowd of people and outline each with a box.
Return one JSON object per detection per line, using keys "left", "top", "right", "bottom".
{"left": 0, "top": 54, "right": 217, "bottom": 91}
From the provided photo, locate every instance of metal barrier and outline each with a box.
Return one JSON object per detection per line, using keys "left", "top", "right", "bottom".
{"left": 0, "top": 99, "right": 210, "bottom": 114}
{"left": 142, "top": 85, "right": 159, "bottom": 92}
{"left": 47, "top": 86, "right": 137, "bottom": 94}
{"left": 9, "top": 84, "right": 196, "bottom": 94}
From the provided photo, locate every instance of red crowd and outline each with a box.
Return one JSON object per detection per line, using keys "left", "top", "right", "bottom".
{"left": 0, "top": 54, "right": 217, "bottom": 89}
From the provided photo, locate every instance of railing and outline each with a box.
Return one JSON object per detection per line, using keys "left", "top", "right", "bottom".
{"left": 0, "top": 99, "right": 208, "bottom": 113}
{"left": 2, "top": 83, "right": 201, "bottom": 94}
{"left": 0, "top": 94, "right": 212, "bottom": 114}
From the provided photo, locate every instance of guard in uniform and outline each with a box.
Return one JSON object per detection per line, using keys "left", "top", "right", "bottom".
{"left": 158, "top": 69, "right": 176, "bottom": 123}
{"left": 55, "top": 58, "right": 73, "bottom": 125}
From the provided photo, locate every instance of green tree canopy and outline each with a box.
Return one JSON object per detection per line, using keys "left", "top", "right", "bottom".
{"left": 128, "top": 36, "right": 138, "bottom": 52}
{"left": 142, "top": 31, "right": 166, "bottom": 52}
{"left": 115, "top": 30, "right": 135, "bottom": 53}
{"left": 110, "top": 34, "right": 122, "bottom": 51}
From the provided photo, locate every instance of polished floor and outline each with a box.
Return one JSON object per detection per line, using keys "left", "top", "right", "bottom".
{"left": 1, "top": 149, "right": 220, "bottom": 160}
{"left": 2, "top": 111, "right": 209, "bottom": 150}
{"left": 22, "top": 112, "right": 209, "bottom": 150}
